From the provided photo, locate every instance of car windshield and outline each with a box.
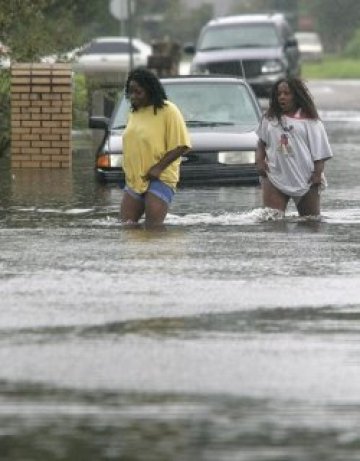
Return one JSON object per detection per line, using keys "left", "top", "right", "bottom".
{"left": 111, "top": 81, "right": 259, "bottom": 129}
{"left": 198, "top": 23, "right": 280, "bottom": 50}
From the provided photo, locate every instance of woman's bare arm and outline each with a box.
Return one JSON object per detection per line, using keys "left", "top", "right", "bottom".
{"left": 255, "top": 139, "right": 268, "bottom": 177}
{"left": 145, "top": 146, "right": 191, "bottom": 180}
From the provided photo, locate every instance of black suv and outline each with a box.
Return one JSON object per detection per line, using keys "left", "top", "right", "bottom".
{"left": 187, "top": 13, "right": 300, "bottom": 97}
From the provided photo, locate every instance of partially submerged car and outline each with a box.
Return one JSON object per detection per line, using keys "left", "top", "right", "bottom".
{"left": 89, "top": 75, "right": 262, "bottom": 186}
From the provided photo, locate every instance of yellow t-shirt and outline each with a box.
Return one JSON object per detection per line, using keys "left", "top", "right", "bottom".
{"left": 122, "top": 100, "right": 191, "bottom": 193}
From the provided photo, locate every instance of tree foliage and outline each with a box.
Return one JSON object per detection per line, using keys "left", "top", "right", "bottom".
{"left": 0, "top": 0, "right": 119, "bottom": 61}
{"left": 135, "top": 0, "right": 212, "bottom": 43}
{"left": 231, "top": 0, "right": 360, "bottom": 52}
{"left": 0, "top": 0, "right": 49, "bottom": 60}
{"left": 308, "top": 0, "right": 360, "bottom": 52}
{"left": 344, "top": 28, "right": 360, "bottom": 58}
{"left": 2, "top": 0, "right": 360, "bottom": 57}
{"left": 230, "top": 0, "right": 298, "bottom": 29}
{"left": 230, "top": 0, "right": 297, "bottom": 16}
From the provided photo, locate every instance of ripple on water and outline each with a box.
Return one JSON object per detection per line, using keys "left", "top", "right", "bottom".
{"left": 3, "top": 203, "right": 360, "bottom": 229}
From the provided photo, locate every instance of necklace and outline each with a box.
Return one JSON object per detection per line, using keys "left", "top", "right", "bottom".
{"left": 279, "top": 118, "right": 294, "bottom": 133}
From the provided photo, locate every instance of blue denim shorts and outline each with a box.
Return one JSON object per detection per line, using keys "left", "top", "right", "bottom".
{"left": 124, "top": 179, "right": 175, "bottom": 205}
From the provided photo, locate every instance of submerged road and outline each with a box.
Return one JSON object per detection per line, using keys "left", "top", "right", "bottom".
{"left": 308, "top": 79, "right": 360, "bottom": 111}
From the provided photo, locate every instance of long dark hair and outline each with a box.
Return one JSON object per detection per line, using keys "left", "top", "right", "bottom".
{"left": 267, "top": 77, "right": 319, "bottom": 120}
{"left": 125, "top": 66, "right": 167, "bottom": 113}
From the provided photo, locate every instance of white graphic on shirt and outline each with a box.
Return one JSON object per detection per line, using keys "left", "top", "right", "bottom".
{"left": 278, "top": 133, "right": 293, "bottom": 155}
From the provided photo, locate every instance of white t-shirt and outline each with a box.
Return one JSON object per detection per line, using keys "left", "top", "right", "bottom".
{"left": 257, "top": 113, "right": 333, "bottom": 196}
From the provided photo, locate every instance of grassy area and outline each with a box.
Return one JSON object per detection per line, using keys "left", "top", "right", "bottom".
{"left": 302, "top": 55, "right": 360, "bottom": 79}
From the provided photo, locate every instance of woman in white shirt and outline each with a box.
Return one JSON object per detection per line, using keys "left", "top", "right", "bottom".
{"left": 256, "top": 77, "right": 333, "bottom": 216}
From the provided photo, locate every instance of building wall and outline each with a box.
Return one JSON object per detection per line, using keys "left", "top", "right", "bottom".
{"left": 11, "top": 63, "right": 72, "bottom": 169}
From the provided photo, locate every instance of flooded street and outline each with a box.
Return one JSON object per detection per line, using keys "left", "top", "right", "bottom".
{"left": 1, "top": 82, "right": 360, "bottom": 460}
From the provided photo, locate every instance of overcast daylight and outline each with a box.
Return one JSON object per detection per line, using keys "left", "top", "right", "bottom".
{"left": 1, "top": 1, "right": 360, "bottom": 460}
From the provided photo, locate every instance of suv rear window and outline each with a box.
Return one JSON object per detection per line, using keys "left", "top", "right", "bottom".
{"left": 198, "top": 23, "right": 280, "bottom": 51}
{"left": 82, "top": 42, "right": 138, "bottom": 54}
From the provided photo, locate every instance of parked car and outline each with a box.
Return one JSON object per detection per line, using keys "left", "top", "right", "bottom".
{"left": 295, "top": 31, "right": 324, "bottom": 62}
{"left": 89, "top": 75, "right": 262, "bottom": 186}
{"left": 72, "top": 36, "right": 152, "bottom": 75}
{"left": 185, "top": 13, "right": 301, "bottom": 97}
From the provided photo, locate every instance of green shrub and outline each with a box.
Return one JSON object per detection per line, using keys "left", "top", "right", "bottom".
{"left": 302, "top": 54, "right": 360, "bottom": 79}
{"left": 0, "top": 70, "right": 10, "bottom": 156}
{"left": 72, "top": 72, "right": 89, "bottom": 130}
{"left": 344, "top": 28, "right": 360, "bottom": 58}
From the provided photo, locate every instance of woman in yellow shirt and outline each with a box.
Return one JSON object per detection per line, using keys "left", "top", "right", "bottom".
{"left": 120, "top": 67, "right": 191, "bottom": 227}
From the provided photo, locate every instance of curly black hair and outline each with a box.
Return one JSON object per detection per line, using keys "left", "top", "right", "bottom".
{"left": 267, "top": 76, "right": 319, "bottom": 120}
{"left": 125, "top": 66, "right": 167, "bottom": 113}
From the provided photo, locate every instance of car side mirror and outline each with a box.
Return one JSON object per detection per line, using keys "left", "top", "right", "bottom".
{"left": 285, "top": 38, "right": 298, "bottom": 48}
{"left": 89, "top": 116, "right": 110, "bottom": 130}
{"left": 183, "top": 42, "right": 195, "bottom": 55}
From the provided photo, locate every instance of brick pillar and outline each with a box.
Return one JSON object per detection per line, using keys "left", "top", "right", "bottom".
{"left": 10, "top": 63, "right": 72, "bottom": 169}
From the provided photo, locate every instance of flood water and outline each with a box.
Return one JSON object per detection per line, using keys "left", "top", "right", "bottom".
{"left": 1, "top": 103, "right": 360, "bottom": 460}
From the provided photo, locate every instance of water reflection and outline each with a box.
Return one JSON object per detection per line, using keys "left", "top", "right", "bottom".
{"left": 122, "top": 224, "right": 187, "bottom": 242}
{"left": 10, "top": 168, "right": 74, "bottom": 205}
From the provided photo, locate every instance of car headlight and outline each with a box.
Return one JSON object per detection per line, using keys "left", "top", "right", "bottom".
{"left": 218, "top": 151, "right": 255, "bottom": 165}
{"left": 96, "top": 153, "right": 122, "bottom": 168}
{"left": 261, "top": 60, "right": 283, "bottom": 74}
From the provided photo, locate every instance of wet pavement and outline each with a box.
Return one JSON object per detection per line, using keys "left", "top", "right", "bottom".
{"left": 1, "top": 82, "right": 360, "bottom": 461}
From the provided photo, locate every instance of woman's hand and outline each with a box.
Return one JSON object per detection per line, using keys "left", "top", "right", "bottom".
{"left": 255, "top": 140, "right": 268, "bottom": 177}
{"left": 144, "top": 146, "right": 190, "bottom": 181}
{"left": 309, "top": 159, "right": 325, "bottom": 185}
{"left": 144, "top": 165, "right": 162, "bottom": 181}
{"left": 309, "top": 170, "right": 322, "bottom": 185}
{"left": 256, "top": 158, "right": 269, "bottom": 177}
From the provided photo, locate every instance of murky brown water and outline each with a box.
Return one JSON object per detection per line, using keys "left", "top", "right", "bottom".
{"left": 1, "top": 106, "right": 360, "bottom": 460}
